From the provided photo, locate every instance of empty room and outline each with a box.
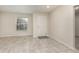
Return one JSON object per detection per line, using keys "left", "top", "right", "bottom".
{"left": 0, "top": 5, "right": 77, "bottom": 53}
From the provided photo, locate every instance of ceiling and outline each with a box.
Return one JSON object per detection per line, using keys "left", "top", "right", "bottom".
{"left": 0, "top": 5, "right": 58, "bottom": 14}
{"left": 74, "top": 5, "right": 79, "bottom": 14}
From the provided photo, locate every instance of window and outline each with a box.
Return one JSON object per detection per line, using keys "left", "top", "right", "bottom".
{"left": 17, "top": 18, "right": 28, "bottom": 31}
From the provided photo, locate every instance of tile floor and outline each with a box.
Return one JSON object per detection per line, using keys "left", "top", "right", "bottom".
{"left": 0, "top": 36, "right": 78, "bottom": 53}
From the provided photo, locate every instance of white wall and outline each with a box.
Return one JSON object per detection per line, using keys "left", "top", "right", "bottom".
{"left": 49, "top": 6, "right": 75, "bottom": 49}
{"left": 75, "top": 14, "right": 79, "bottom": 36}
{"left": 0, "top": 12, "right": 33, "bottom": 37}
{"left": 33, "top": 13, "right": 48, "bottom": 38}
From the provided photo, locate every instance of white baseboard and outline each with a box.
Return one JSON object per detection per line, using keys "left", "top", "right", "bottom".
{"left": 49, "top": 36, "right": 75, "bottom": 50}
{"left": 0, "top": 34, "right": 33, "bottom": 37}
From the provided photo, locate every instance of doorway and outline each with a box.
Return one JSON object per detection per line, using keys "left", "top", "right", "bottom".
{"left": 74, "top": 5, "right": 79, "bottom": 49}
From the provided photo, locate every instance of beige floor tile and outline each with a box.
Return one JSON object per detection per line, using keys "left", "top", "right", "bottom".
{"left": 0, "top": 36, "right": 77, "bottom": 53}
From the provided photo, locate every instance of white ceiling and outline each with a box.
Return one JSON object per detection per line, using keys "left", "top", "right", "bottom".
{"left": 0, "top": 5, "right": 58, "bottom": 14}
{"left": 74, "top": 5, "right": 79, "bottom": 14}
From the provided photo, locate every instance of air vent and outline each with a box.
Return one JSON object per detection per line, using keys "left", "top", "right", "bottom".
{"left": 38, "top": 36, "right": 49, "bottom": 39}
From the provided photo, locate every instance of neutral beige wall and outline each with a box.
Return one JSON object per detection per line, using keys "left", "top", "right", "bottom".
{"left": 33, "top": 13, "right": 48, "bottom": 37}
{"left": 0, "top": 12, "right": 33, "bottom": 37}
{"left": 49, "top": 6, "right": 75, "bottom": 49}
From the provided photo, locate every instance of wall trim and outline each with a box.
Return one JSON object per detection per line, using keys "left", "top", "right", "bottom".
{"left": 0, "top": 34, "right": 33, "bottom": 37}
